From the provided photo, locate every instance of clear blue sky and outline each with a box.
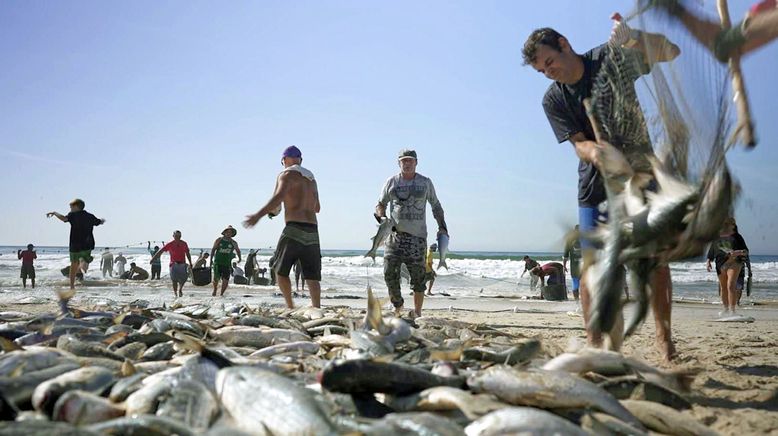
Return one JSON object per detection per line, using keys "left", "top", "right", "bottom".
{"left": 1, "top": 1, "right": 776, "bottom": 253}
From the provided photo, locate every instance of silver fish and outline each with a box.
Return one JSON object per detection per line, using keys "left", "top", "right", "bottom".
{"left": 31, "top": 366, "right": 115, "bottom": 416}
{"left": 217, "top": 366, "right": 336, "bottom": 435}
{"left": 437, "top": 232, "right": 450, "bottom": 270}
{"left": 52, "top": 390, "right": 125, "bottom": 425}
{"left": 620, "top": 400, "right": 719, "bottom": 436}
{"left": 85, "top": 414, "right": 196, "bottom": 436}
{"left": 212, "top": 326, "right": 310, "bottom": 349}
{"left": 365, "top": 412, "right": 465, "bottom": 436}
{"left": 541, "top": 348, "right": 695, "bottom": 392}
{"left": 57, "top": 335, "right": 124, "bottom": 361}
{"left": 156, "top": 379, "right": 218, "bottom": 432}
{"left": 388, "top": 386, "right": 506, "bottom": 420}
{"left": 140, "top": 341, "right": 176, "bottom": 361}
{"left": 467, "top": 366, "right": 644, "bottom": 430}
{"left": 0, "top": 362, "right": 80, "bottom": 407}
{"left": 365, "top": 217, "right": 396, "bottom": 261}
{"left": 0, "top": 420, "right": 101, "bottom": 436}
{"left": 0, "top": 348, "right": 72, "bottom": 377}
{"left": 465, "top": 407, "right": 588, "bottom": 436}
{"left": 249, "top": 341, "right": 320, "bottom": 359}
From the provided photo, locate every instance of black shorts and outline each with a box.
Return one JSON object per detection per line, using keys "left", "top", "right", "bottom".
{"left": 273, "top": 222, "right": 322, "bottom": 281}
{"left": 21, "top": 265, "right": 35, "bottom": 279}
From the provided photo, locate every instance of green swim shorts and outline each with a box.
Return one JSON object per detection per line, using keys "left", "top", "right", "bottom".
{"left": 69, "top": 250, "right": 94, "bottom": 263}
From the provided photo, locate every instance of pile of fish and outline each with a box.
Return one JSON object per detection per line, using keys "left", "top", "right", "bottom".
{"left": 0, "top": 291, "right": 717, "bottom": 435}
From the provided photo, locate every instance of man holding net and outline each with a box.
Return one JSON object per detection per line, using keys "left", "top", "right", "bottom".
{"left": 523, "top": 16, "right": 681, "bottom": 361}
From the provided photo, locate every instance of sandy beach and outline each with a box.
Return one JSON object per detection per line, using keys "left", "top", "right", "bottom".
{"left": 1, "top": 284, "right": 776, "bottom": 435}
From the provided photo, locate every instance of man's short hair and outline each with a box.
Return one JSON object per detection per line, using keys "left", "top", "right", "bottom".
{"left": 69, "top": 198, "right": 85, "bottom": 210}
{"left": 522, "top": 27, "right": 565, "bottom": 65}
{"left": 523, "top": 255, "right": 530, "bottom": 260}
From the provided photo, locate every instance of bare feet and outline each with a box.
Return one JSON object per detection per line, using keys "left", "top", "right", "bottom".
{"left": 656, "top": 339, "right": 677, "bottom": 362}
{"left": 211, "top": 290, "right": 217, "bottom": 297}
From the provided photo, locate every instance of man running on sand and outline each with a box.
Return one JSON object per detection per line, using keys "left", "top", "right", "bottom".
{"left": 522, "top": 16, "right": 680, "bottom": 360}
{"left": 376, "top": 149, "right": 448, "bottom": 318}
{"left": 210, "top": 226, "right": 241, "bottom": 297}
{"left": 47, "top": 199, "right": 105, "bottom": 293}
{"left": 151, "top": 230, "right": 194, "bottom": 297}
{"left": 243, "top": 145, "right": 322, "bottom": 309}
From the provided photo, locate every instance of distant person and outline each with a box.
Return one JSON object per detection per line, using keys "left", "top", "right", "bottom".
{"left": 232, "top": 262, "right": 248, "bottom": 285}
{"left": 530, "top": 262, "right": 566, "bottom": 297}
{"left": 148, "top": 242, "right": 162, "bottom": 280}
{"left": 520, "top": 255, "right": 541, "bottom": 291}
{"left": 268, "top": 252, "right": 278, "bottom": 286}
{"left": 245, "top": 249, "right": 259, "bottom": 284}
{"left": 424, "top": 244, "right": 438, "bottom": 296}
{"left": 194, "top": 252, "right": 209, "bottom": 269}
{"left": 563, "top": 225, "right": 583, "bottom": 301}
{"left": 127, "top": 262, "right": 149, "bottom": 281}
{"left": 100, "top": 247, "right": 114, "bottom": 278}
{"left": 243, "top": 145, "right": 322, "bottom": 309}
{"left": 18, "top": 244, "right": 37, "bottom": 289}
{"left": 374, "top": 149, "right": 448, "bottom": 318}
{"left": 293, "top": 260, "right": 306, "bottom": 292}
{"left": 210, "top": 226, "right": 241, "bottom": 296}
{"left": 734, "top": 224, "right": 752, "bottom": 305}
{"left": 114, "top": 252, "right": 127, "bottom": 276}
{"left": 47, "top": 199, "right": 105, "bottom": 293}
{"left": 151, "top": 230, "right": 193, "bottom": 297}
{"left": 707, "top": 217, "right": 749, "bottom": 316}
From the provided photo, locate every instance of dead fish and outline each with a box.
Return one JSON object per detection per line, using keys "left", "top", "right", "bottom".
{"left": 140, "top": 341, "right": 176, "bottom": 362}
{"left": 620, "top": 399, "right": 718, "bottom": 436}
{"left": 0, "top": 348, "right": 71, "bottom": 377}
{"left": 467, "top": 366, "right": 644, "bottom": 431}
{"left": 249, "top": 341, "right": 320, "bottom": 359}
{"left": 108, "top": 372, "right": 146, "bottom": 403}
{"left": 365, "top": 412, "right": 465, "bottom": 436}
{"left": 542, "top": 349, "right": 695, "bottom": 392}
{"left": 0, "top": 362, "right": 80, "bottom": 408}
{"left": 599, "top": 376, "right": 691, "bottom": 410}
{"left": 388, "top": 386, "right": 507, "bottom": 420}
{"left": 0, "top": 420, "right": 101, "bottom": 436}
{"left": 85, "top": 414, "right": 196, "bottom": 436}
{"left": 212, "top": 326, "right": 310, "bottom": 348}
{"left": 462, "top": 339, "right": 541, "bottom": 365}
{"left": 320, "top": 360, "right": 466, "bottom": 395}
{"left": 465, "top": 407, "right": 588, "bottom": 436}
{"left": 365, "top": 216, "right": 396, "bottom": 261}
{"left": 52, "top": 390, "right": 125, "bottom": 425}
{"left": 580, "top": 412, "right": 649, "bottom": 436}
{"left": 156, "top": 379, "right": 219, "bottom": 432}
{"left": 125, "top": 377, "right": 176, "bottom": 416}
{"left": 57, "top": 335, "right": 124, "bottom": 361}
{"left": 32, "top": 366, "right": 115, "bottom": 416}
{"left": 114, "top": 342, "right": 147, "bottom": 360}
{"left": 217, "top": 366, "right": 336, "bottom": 435}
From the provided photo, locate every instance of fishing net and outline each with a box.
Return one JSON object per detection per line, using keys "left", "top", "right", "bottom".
{"left": 588, "top": 0, "right": 740, "bottom": 254}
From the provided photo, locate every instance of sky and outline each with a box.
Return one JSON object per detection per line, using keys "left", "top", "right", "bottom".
{"left": 1, "top": 1, "right": 777, "bottom": 253}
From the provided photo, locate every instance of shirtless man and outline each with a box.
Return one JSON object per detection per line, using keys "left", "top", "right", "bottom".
{"left": 243, "top": 145, "right": 322, "bottom": 309}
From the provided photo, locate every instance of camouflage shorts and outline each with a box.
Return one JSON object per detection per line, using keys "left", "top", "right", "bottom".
{"left": 384, "top": 232, "right": 427, "bottom": 308}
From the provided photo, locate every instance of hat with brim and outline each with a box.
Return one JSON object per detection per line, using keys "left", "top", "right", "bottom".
{"left": 222, "top": 225, "right": 237, "bottom": 237}
{"left": 398, "top": 149, "right": 417, "bottom": 160}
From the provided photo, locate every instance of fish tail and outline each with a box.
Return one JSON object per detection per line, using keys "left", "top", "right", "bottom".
{"left": 0, "top": 336, "right": 23, "bottom": 352}
{"left": 437, "top": 259, "right": 448, "bottom": 270}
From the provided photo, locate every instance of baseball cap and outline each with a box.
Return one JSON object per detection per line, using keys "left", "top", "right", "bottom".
{"left": 398, "top": 149, "right": 417, "bottom": 160}
{"left": 282, "top": 146, "right": 302, "bottom": 159}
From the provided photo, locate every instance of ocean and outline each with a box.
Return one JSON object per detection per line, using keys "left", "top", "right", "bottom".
{"left": 1, "top": 246, "right": 776, "bottom": 304}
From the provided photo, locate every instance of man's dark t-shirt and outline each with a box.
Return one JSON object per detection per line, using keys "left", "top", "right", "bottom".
{"left": 66, "top": 210, "right": 102, "bottom": 252}
{"left": 542, "top": 44, "right": 652, "bottom": 207}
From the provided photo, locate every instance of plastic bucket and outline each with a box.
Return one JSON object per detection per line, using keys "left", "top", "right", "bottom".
{"left": 192, "top": 267, "right": 212, "bottom": 286}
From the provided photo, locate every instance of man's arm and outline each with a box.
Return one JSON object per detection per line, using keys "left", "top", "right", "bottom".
{"left": 233, "top": 241, "right": 241, "bottom": 263}
{"left": 186, "top": 247, "right": 193, "bottom": 267}
{"left": 427, "top": 181, "right": 448, "bottom": 234}
{"left": 210, "top": 238, "right": 221, "bottom": 263}
{"left": 611, "top": 14, "right": 680, "bottom": 65}
{"left": 313, "top": 180, "right": 321, "bottom": 213}
{"left": 569, "top": 133, "right": 600, "bottom": 166}
{"left": 244, "top": 173, "right": 289, "bottom": 228}
{"left": 46, "top": 212, "right": 68, "bottom": 222}
{"left": 375, "top": 178, "right": 392, "bottom": 219}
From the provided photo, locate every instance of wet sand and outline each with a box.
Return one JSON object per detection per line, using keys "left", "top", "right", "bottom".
{"left": 1, "top": 286, "right": 776, "bottom": 435}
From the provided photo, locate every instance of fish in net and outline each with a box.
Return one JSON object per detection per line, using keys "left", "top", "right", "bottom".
{"left": 584, "top": 2, "right": 741, "bottom": 339}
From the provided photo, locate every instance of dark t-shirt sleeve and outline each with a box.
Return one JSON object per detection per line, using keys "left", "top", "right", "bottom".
{"left": 542, "top": 87, "right": 582, "bottom": 144}
{"left": 706, "top": 244, "right": 715, "bottom": 261}
{"left": 87, "top": 212, "right": 102, "bottom": 226}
